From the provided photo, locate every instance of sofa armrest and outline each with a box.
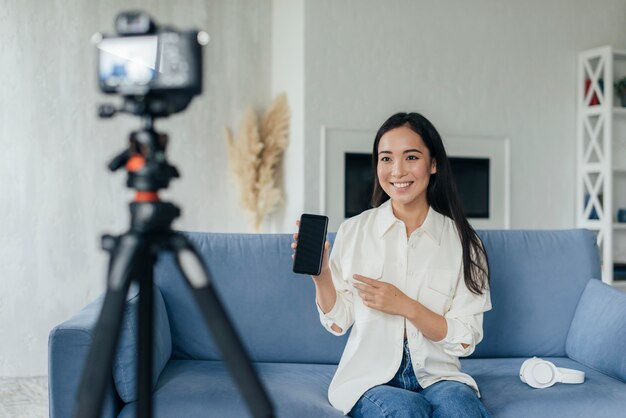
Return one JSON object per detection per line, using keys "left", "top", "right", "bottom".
{"left": 49, "top": 283, "right": 173, "bottom": 417}
{"left": 566, "top": 279, "right": 626, "bottom": 382}
{"left": 48, "top": 295, "right": 121, "bottom": 418}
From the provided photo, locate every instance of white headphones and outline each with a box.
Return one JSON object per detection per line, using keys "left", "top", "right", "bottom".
{"left": 519, "top": 357, "right": 585, "bottom": 389}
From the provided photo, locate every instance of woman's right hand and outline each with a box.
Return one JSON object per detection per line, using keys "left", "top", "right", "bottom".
{"left": 293, "top": 220, "right": 338, "bottom": 328}
{"left": 291, "top": 219, "right": 331, "bottom": 279}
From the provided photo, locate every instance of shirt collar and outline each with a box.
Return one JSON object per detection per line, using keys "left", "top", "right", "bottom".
{"left": 376, "top": 200, "right": 445, "bottom": 245}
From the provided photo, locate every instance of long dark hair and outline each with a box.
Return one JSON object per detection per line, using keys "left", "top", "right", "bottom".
{"left": 371, "top": 112, "right": 489, "bottom": 295}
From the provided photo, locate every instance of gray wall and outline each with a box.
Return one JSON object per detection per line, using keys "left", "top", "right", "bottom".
{"left": 303, "top": 0, "right": 626, "bottom": 228}
{"left": 0, "top": 0, "right": 271, "bottom": 377}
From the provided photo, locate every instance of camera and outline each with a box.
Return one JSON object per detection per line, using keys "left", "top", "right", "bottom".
{"left": 94, "top": 11, "right": 208, "bottom": 116}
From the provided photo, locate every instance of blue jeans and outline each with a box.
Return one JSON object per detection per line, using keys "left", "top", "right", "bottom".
{"left": 349, "top": 340, "right": 491, "bottom": 418}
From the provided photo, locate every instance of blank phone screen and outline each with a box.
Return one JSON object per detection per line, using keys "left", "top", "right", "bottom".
{"left": 293, "top": 214, "right": 328, "bottom": 275}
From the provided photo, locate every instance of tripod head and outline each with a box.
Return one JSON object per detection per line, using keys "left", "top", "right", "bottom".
{"left": 106, "top": 114, "right": 179, "bottom": 194}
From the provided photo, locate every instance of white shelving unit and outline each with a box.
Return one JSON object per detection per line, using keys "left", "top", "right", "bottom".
{"left": 577, "top": 46, "right": 626, "bottom": 290}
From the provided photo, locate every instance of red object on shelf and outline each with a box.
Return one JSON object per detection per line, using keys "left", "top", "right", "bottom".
{"left": 584, "top": 79, "right": 601, "bottom": 106}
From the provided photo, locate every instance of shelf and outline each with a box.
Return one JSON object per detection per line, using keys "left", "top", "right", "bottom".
{"left": 581, "top": 107, "right": 603, "bottom": 116}
{"left": 583, "top": 224, "right": 626, "bottom": 230}
{"left": 581, "top": 105, "right": 626, "bottom": 118}
{"left": 578, "top": 46, "right": 626, "bottom": 284}
{"left": 580, "top": 107, "right": 626, "bottom": 115}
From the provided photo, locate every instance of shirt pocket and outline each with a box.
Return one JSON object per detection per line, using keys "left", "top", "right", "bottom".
{"left": 350, "top": 259, "right": 385, "bottom": 323}
{"left": 422, "top": 269, "right": 456, "bottom": 315}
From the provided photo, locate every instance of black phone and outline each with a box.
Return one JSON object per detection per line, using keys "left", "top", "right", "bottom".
{"left": 293, "top": 214, "right": 329, "bottom": 275}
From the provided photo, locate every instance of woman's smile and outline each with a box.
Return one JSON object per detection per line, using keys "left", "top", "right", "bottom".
{"left": 391, "top": 181, "right": 414, "bottom": 189}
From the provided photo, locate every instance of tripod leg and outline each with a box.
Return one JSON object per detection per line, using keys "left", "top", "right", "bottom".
{"left": 137, "top": 253, "right": 155, "bottom": 418}
{"left": 73, "top": 234, "right": 144, "bottom": 418}
{"left": 172, "top": 234, "right": 275, "bottom": 418}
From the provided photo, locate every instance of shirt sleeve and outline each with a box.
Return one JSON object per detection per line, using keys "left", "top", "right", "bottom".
{"left": 316, "top": 223, "right": 355, "bottom": 336}
{"left": 433, "top": 243, "right": 492, "bottom": 357}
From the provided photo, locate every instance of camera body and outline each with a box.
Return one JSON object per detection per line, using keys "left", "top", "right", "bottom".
{"left": 96, "top": 11, "right": 204, "bottom": 116}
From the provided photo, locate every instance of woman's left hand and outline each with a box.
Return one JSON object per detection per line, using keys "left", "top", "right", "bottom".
{"left": 353, "top": 275, "right": 413, "bottom": 317}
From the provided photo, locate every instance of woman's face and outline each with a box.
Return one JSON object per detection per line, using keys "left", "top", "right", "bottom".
{"left": 376, "top": 126, "right": 436, "bottom": 208}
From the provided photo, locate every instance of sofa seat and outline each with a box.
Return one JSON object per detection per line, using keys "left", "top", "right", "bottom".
{"left": 461, "top": 357, "right": 626, "bottom": 418}
{"left": 117, "top": 357, "right": 626, "bottom": 418}
{"left": 118, "top": 360, "right": 344, "bottom": 418}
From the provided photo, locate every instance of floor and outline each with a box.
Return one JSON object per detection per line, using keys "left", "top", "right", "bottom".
{"left": 0, "top": 377, "right": 48, "bottom": 418}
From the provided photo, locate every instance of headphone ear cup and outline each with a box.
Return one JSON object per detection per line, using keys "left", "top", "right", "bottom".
{"left": 519, "top": 358, "right": 532, "bottom": 383}
{"left": 519, "top": 357, "right": 537, "bottom": 384}
{"left": 521, "top": 358, "right": 558, "bottom": 389}
{"left": 531, "top": 360, "right": 557, "bottom": 388}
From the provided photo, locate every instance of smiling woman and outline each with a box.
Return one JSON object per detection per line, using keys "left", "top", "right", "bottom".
{"left": 293, "top": 112, "right": 493, "bottom": 417}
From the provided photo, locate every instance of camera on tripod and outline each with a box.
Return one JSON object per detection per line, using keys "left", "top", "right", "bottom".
{"left": 73, "top": 11, "right": 275, "bottom": 418}
{"left": 94, "top": 11, "right": 209, "bottom": 117}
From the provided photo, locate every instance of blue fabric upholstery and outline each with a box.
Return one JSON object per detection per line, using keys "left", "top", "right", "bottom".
{"left": 113, "top": 284, "right": 172, "bottom": 403}
{"left": 153, "top": 230, "right": 600, "bottom": 363}
{"left": 566, "top": 279, "right": 626, "bottom": 383}
{"left": 154, "top": 233, "right": 348, "bottom": 363}
{"left": 474, "top": 229, "right": 600, "bottom": 358}
{"left": 117, "top": 361, "right": 343, "bottom": 418}
{"left": 48, "top": 295, "right": 120, "bottom": 418}
{"left": 50, "top": 229, "right": 626, "bottom": 418}
{"left": 115, "top": 357, "right": 626, "bottom": 418}
{"left": 461, "top": 357, "right": 626, "bottom": 417}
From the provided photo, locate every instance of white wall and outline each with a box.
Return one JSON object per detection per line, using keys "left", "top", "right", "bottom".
{"left": 0, "top": 0, "right": 271, "bottom": 377}
{"left": 302, "top": 0, "right": 626, "bottom": 228}
{"left": 269, "top": 0, "right": 305, "bottom": 232}
{"left": 3, "top": 0, "right": 626, "bottom": 378}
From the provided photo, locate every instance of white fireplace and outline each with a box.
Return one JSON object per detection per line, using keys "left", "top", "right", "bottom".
{"left": 320, "top": 126, "right": 510, "bottom": 232}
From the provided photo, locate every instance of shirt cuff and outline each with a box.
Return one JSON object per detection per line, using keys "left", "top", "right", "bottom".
{"left": 433, "top": 317, "right": 474, "bottom": 356}
{"left": 316, "top": 299, "right": 343, "bottom": 331}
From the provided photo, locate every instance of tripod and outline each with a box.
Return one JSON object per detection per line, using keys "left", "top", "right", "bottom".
{"left": 72, "top": 114, "right": 275, "bottom": 418}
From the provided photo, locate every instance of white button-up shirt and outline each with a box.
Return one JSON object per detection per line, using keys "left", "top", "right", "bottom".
{"left": 317, "top": 200, "right": 492, "bottom": 414}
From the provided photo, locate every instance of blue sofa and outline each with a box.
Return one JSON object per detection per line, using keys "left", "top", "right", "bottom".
{"left": 49, "top": 229, "right": 626, "bottom": 417}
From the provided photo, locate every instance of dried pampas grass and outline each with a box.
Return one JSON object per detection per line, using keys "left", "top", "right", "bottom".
{"left": 225, "top": 93, "right": 290, "bottom": 231}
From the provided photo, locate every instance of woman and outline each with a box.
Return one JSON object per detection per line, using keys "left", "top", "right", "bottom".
{"left": 292, "top": 112, "right": 492, "bottom": 417}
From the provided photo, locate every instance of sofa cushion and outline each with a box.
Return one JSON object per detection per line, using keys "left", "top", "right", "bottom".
{"left": 113, "top": 284, "right": 172, "bottom": 403}
{"left": 473, "top": 229, "right": 600, "bottom": 358}
{"left": 566, "top": 279, "right": 626, "bottom": 382}
{"left": 116, "top": 357, "right": 626, "bottom": 418}
{"left": 461, "top": 357, "right": 626, "bottom": 418}
{"left": 117, "top": 360, "right": 344, "bottom": 418}
{"left": 154, "top": 233, "right": 348, "bottom": 364}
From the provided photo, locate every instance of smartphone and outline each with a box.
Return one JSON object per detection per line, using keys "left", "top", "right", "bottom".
{"left": 293, "top": 214, "right": 329, "bottom": 275}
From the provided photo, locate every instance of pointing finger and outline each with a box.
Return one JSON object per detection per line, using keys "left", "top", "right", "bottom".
{"left": 353, "top": 274, "right": 380, "bottom": 287}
